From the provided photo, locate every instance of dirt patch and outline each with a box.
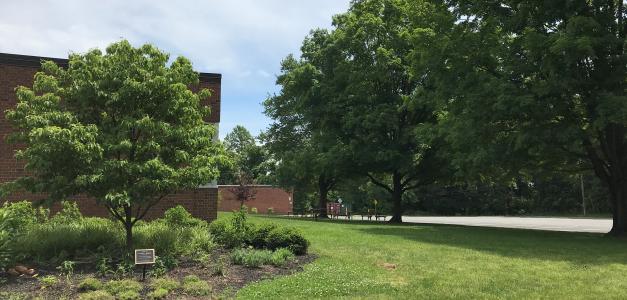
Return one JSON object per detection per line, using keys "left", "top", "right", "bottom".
{"left": 0, "top": 251, "right": 317, "bottom": 299}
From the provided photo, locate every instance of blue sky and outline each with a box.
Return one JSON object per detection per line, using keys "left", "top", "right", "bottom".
{"left": 0, "top": 0, "right": 350, "bottom": 139}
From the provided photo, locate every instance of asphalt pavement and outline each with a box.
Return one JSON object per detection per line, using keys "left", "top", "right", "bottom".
{"left": 400, "top": 216, "right": 612, "bottom": 233}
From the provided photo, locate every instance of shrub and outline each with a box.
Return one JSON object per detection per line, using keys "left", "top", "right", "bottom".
{"left": 148, "top": 288, "right": 169, "bottom": 300}
{"left": 250, "top": 207, "right": 258, "bottom": 214}
{"left": 271, "top": 248, "right": 296, "bottom": 267}
{"left": 15, "top": 217, "right": 124, "bottom": 262}
{"left": 78, "top": 290, "right": 115, "bottom": 300}
{"left": 250, "top": 223, "right": 277, "bottom": 249}
{"left": 182, "top": 226, "right": 215, "bottom": 256}
{"left": 0, "top": 201, "right": 50, "bottom": 269}
{"left": 0, "top": 230, "right": 13, "bottom": 271}
{"left": 208, "top": 218, "right": 248, "bottom": 249}
{"left": 150, "top": 277, "right": 179, "bottom": 292}
{"left": 209, "top": 213, "right": 310, "bottom": 255}
{"left": 182, "top": 276, "right": 211, "bottom": 296}
{"left": 104, "top": 279, "right": 142, "bottom": 296}
{"left": 267, "top": 207, "right": 274, "bottom": 214}
{"left": 78, "top": 277, "right": 103, "bottom": 292}
{"left": 0, "top": 201, "right": 43, "bottom": 234}
{"left": 163, "top": 205, "right": 204, "bottom": 227}
{"left": 230, "top": 248, "right": 273, "bottom": 268}
{"left": 50, "top": 201, "right": 82, "bottom": 224}
{"left": 265, "top": 227, "right": 309, "bottom": 255}
{"left": 134, "top": 222, "right": 178, "bottom": 256}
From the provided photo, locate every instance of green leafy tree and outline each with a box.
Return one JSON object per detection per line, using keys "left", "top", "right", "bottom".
{"left": 265, "top": 1, "right": 455, "bottom": 221}
{"left": 321, "top": 0, "right": 453, "bottom": 222}
{"left": 264, "top": 52, "right": 348, "bottom": 218}
{"left": 219, "top": 125, "right": 271, "bottom": 184}
{"left": 4, "top": 40, "right": 227, "bottom": 251}
{"left": 437, "top": 1, "right": 627, "bottom": 234}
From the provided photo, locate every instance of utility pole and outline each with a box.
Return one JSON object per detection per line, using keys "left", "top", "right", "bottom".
{"left": 580, "top": 174, "right": 586, "bottom": 216}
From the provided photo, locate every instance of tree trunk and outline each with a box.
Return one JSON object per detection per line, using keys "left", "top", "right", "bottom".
{"left": 607, "top": 180, "right": 627, "bottom": 236}
{"left": 388, "top": 172, "right": 404, "bottom": 223}
{"left": 586, "top": 124, "right": 627, "bottom": 236}
{"left": 124, "top": 205, "right": 134, "bottom": 255}
{"left": 318, "top": 175, "right": 330, "bottom": 219}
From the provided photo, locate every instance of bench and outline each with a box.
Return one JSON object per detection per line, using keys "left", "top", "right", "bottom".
{"left": 360, "top": 209, "right": 386, "bottom": 221}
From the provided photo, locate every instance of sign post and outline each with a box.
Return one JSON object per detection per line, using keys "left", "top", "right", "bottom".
{"left": 134, "top": 249, "right": 155, "bottom": 281}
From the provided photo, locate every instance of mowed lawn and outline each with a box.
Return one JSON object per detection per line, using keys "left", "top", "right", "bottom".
{"left": 231, "top": 214, "right": 627, "bottom": 299}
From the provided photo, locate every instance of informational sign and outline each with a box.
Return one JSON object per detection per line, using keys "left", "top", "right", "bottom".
{"left": 134, "top": 249, "right": 155, "bottom": 265}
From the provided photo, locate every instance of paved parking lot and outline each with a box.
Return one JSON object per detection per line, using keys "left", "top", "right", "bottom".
{"left": 401, "top": 216, "right": 612, "bottom": 233}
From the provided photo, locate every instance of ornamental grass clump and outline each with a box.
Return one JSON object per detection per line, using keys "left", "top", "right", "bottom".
{"left": 182, "top": 275, "right": 211, "bottom": 296}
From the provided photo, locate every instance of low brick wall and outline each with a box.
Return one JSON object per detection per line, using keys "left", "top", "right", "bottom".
{"left": 218, "top": 186, "right": 293, "bottom": 214}
{"left": 2, "top": 188, "right": 218, "bottom": 221}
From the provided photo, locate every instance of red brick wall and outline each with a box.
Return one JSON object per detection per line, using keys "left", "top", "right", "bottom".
{"left": 2, "top": 189, "right": 218, "bottom": 221}
{"left": 0, "top": 53, "right": 220, "bottom": 221}
{"left": 218, "top": 186, "right": 293, "bottom": 214}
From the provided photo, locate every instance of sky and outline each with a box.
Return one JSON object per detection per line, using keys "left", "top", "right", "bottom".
{"left": 0, "top": 0, "right": 350, "bottom": 139}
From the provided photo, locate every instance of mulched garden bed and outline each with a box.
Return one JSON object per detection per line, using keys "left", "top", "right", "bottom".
{"left": 0, "top": 250, "right": 317, "bottom": 299}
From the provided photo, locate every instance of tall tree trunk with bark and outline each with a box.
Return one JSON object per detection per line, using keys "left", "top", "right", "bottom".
{"left": 608, "top": 182, "right": 627, "bottom": 236}
{"left": 124, "top": 205, "right": 134, "bottom": 255}
{"left": 389, "top": 172, "right": 404, "bottom": 223}
{"left": 586, "top": 124, "right": 627, "bottom": 236}
{"left": 317, "top": 174, "right": 333, "bottom": 219}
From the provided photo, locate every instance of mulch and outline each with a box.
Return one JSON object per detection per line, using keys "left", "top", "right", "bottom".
{"left": 0, "top": 250, "right": 317, "bottom": 299}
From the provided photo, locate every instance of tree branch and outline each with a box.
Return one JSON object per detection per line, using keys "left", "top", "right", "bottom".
{"left": 105, "top": 203, "right": 125, "bottom": 224}
{"left": 132, "top": 194, "right": 167, "bottom": 225}
{"left": 402, "top": 182, "right": 423, "bottom": 192}
{"left": 366, "top": 173, "right": 393, "bottom": 193}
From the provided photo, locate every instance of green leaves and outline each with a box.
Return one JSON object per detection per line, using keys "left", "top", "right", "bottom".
{"left": 4, "top": 39, "right": 226, "bottom": 220}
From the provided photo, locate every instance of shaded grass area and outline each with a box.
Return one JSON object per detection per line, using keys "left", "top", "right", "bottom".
{"left": 235, "top": 215, "right": 627, "bottom": 299}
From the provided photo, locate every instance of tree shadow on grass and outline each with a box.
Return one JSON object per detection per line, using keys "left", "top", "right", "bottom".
{"left": 259, "top": 215, "right": 394, "bottom": 226}
{"left": 356, "top": 223, "right": 627, "bottom": 266}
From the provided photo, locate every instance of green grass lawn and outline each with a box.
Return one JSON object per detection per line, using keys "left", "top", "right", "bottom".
{"left": 232, "top": 214, "right": 627, "bottom": 299}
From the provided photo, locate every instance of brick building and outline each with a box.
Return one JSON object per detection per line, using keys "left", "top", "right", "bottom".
{"left": 218, "top": 185, "right": 293, "bottom": 214}
{"left": 0, "top": 53, "right": 221, "bottom": 221}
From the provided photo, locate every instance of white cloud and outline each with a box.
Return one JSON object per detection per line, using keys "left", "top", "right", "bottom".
{"left": 0, "top": 0, "right": 351, "bottom": 138}
{"left": 0, "top": 0, "right": 348, "bottom": 73}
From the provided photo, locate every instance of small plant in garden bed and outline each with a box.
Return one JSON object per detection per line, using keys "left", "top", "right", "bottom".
{"left": 79, "top": 290, "right": 115, "bottom": 300}
{"left": 38, "top": 275, "right": 59, "bottom": 289}
{"left": 57, "top": 260, "right": 76, "bottom": 281}
{"left": 212, "top": 256, "right": 229, "bottom": 277}
{"left": 231, "top": 248, "right": 295, "bottom": 268}
{"left": 150, "top": 277, "right": 179, "bottom": 292}
{"left": 104, "top": 279, "right": 142, "bottom": 298}
{"left": 182, "top": 275, "right": 212, "bottom": 296}
{"left": 270, "top": 248, "right": 296, "bottom": 267}
{"left": 78, "top": 277, "right": 103, "bottom": 292}
{"left": 147, "top": 288, "right": 169, "bottom": 300}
